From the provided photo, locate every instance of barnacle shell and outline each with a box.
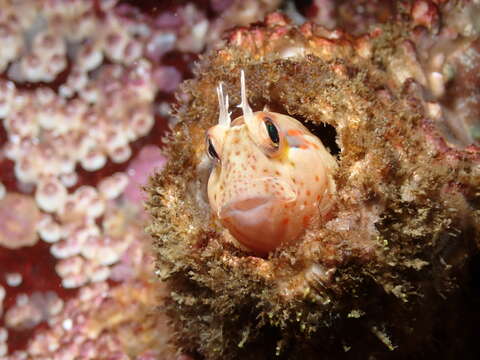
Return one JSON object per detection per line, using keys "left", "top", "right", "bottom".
{"left": 147, "top": 4, "right": 480, "bottom": 359}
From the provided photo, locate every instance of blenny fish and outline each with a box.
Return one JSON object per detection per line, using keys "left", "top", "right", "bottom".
{"left": 206, "top": 71, "right": 337, "bottom": 254}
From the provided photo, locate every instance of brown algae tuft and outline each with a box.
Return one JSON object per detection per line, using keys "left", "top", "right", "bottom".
{"left": 147, "top": 10, "right": 480, "bottom": 360}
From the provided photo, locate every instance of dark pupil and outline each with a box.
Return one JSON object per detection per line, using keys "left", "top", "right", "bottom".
{"left": 207, "top": 138, "right": 219, "bottom": 160}
{"left": 265, "top": 118, "right": 280, "bottom": 146}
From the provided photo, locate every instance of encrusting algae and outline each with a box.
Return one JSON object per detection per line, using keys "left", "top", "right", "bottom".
{"left": 146, "top": 3, "right": 480, "bottom": 360}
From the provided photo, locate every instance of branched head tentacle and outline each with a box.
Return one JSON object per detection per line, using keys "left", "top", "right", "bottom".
{"left": 238, "top": 70, "right": 253, "bottom": 117}
{"left": 217, "top": 82, "right": 231, "bottom": 127}
{"left": 238, "top": 70, "right": 255, "bottom": 132}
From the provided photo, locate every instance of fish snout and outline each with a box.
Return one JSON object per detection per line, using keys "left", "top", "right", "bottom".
{"left": 219, "top": 196, "right": 273, "bottom": 220}
{"left": 218, "top": 176, "right": 296, "bottom": 222}
{"left": 215, "top": 177, "right": 300, "bottom": 254}
{"left": 218, "top": 195, "right": 296, "bottom": 254}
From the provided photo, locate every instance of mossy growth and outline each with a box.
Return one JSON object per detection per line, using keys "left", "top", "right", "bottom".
{"left": 146, "top": 20, "right": 480, "bottom": 360}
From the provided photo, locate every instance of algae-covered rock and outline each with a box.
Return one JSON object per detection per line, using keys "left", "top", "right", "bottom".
{"left": 147, "top": 5, "right": 480, "bottom": 360}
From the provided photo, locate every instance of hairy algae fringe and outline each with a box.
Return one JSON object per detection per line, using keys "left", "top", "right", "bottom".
{"left": 146, "top": 25, "right": 480, "bottom": 360}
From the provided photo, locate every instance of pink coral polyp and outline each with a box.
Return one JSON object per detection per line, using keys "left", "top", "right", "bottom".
{"left": 0, "top": 193, "right": 40, "bottom": 249}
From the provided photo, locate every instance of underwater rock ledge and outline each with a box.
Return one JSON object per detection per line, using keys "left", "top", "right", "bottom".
{"left": 146, "top": 8, "right": 480, "bottom": 360}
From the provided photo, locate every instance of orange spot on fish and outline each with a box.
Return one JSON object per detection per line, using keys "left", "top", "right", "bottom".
{"left": 287, "top": 129, "right": 302, "bottom": 136}
{"left": 302, "top": 215, "right": 310, "bottom": 227}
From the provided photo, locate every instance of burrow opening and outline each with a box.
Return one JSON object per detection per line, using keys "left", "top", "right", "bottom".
{"left": 301, "top": 120, "right": 340, "bottom": 157}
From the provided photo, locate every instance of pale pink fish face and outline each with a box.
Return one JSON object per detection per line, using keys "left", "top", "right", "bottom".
{"left": 207, "top": 110, "right": 337, "bottom": 255}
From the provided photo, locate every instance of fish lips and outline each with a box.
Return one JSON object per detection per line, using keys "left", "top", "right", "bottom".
{"left": 218, "top": 178, "right": 298, "bottom": 253}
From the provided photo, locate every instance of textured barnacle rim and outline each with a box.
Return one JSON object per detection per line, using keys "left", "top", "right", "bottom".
{"left": 145, "top": 10, "right": 480, "bottom": 359}
{"left": 155, "top": 51, "right": 390, "bottom": 255}
{"left": 199, "top": 59, "right": 347, "bottom": 253}
{"left": 146, "top": 50, "right": 403, "bottom": 353}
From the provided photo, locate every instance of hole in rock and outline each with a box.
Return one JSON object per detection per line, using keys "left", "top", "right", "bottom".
{"left": 302, "top": 120, "right": 340, "bottom": 156}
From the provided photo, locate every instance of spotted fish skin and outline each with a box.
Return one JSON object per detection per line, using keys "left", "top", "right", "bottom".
{"left": 206, "top": 71, "right": 337, "bottom": 254}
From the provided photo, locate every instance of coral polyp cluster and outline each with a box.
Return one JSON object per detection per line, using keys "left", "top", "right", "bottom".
{"left": 147, "top": 3, "right": 480, "bottom": 359}
{"left": 0, "top": 4, "right": 159, "bottom": 186}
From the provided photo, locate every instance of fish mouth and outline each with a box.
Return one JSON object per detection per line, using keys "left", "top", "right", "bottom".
{"left": 226, "top": 197, "right": 270, "bottom": 212}
{"left": 218, "top": 196, "right": 271, "bottom": 220}
{"left": 218, "top": 196, "right": 279, "bottom": 247}
{"left": 216, "top": 177, "right": 297, "bottom": 242}
{"left": 218, "top": 176, "right": 297, "bottom": 218}
{"left": 218, "top": 194, "right": 295, "bottom": 254}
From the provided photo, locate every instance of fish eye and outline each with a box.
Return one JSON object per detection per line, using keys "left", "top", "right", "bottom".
{"left": 264, "top": 118, "right": 280, "bottom": 147}
{"left": 207, "top": 137, "right": 220, "bottom": 161}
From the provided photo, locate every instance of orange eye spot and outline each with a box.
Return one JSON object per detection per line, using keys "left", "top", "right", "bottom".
{"left": 315, "top": 175, "right": 320, "bottom": 182}
{"left": 306, "top": 190, "right": 311, "bottom": 196}
{"left": 282, "top": 218, "right": 289, "bottom": 225}
{"left": 287, "top": 129, "right": 302, "bottom": 136}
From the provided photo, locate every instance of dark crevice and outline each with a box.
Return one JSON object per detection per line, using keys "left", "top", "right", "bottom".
{"left": 302, "top": 120, "right": 340, "bottom": 156}
{"left": 469, "top": 253, "right": 480, "bottom": 296}
{"left": 292, "top": 0, "right": 314, "bottom": 16}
